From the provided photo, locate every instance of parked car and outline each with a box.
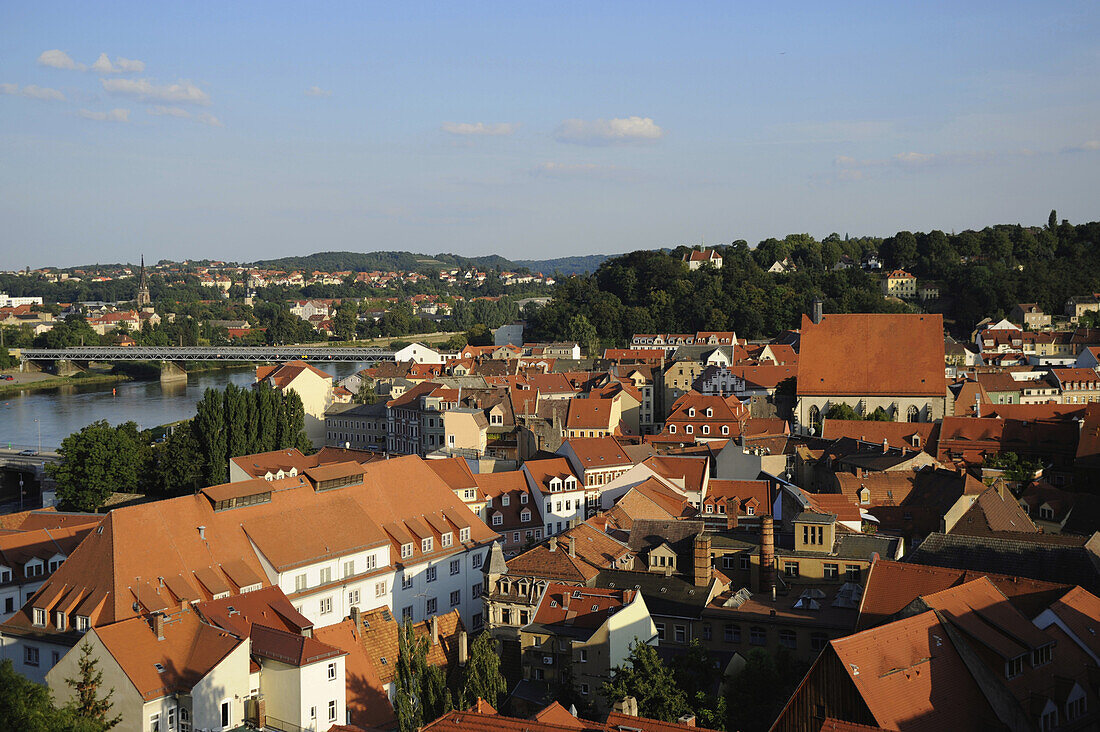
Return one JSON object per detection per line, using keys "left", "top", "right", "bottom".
{"left": 18, "top": 449, "right": 37, "bottom": 456}
{"left": 0, "top": 374, "right": 13, "bottom": 380}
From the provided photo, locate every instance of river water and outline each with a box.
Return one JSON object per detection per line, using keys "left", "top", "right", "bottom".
{"left": 0, "top": 363, "right": 364, "bottom": 451}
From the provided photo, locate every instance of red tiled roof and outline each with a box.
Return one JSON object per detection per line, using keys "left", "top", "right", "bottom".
{"left": 255, "top": 360, "right": 333, "bottom": 388}
{"left": 563, "top": 437, "right": 633, "bottom": 470}
{"left": 798, "top": 314, "right": 945, "bottom": 397}
{"left": 532, "top": 583, "right": 637, "bottom": 630}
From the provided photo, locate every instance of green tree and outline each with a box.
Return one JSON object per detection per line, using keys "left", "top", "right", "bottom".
{"left": 445, "top": 333, "right": 468, "bottom": 351}
{"left": 0, "top": 658, "right": 98, "bottom": 732}
{"left": 65, "top": 641, "right": 121, "bottom": 730}
{"left": 568, "top": 314, "right": 600, "bottom": 359}
{"left": 224, "top": 383, "right": 250, "bottom": 458}
{"left": 725, "top": 648, "right": 807, "bottom": 732}
{"left": 601, "top": 640, "right": 690, "bottom": 722}
{"left": 356, "top": 378, "right": 378, "bottom": 405}
{"left": 824, "top": 403, "right": 860, "bottom": 420}
{"left": 277, "top": 390, "right": 311, "bottom": 452}
{"left": 47, "top": 421, "right": 144, "bottom": 512}
{"left": 1048, "top": 209, "right": 1058, "bottom": 232}
{"left": 193, "top": 388, "right": 227, "bottom": 485}
{"left": 465, "top": 323, "right": 493, "bottom": 346}
{"left": 461, "top": 632, "right": 507, "bottom": 709}
{"left": 333, "top": 301, "right": 358, "bottom": 340}
{"left": 395, "top": 620, "right": 453, "bottom": 730}
{"left": 256, "top": 382, "right": 280, "bottom": 452}
{"left": 669, "top": 640, "right": 727, "bottom": 729}
{"left": 152, "top": 426, "right": 203, "bottom": 496}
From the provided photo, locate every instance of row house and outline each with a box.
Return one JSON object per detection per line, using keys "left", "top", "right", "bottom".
{"left": 631, "top": 331, "right": 737, "bottom": 352}
{"left": 655, "top": 392, "right": 749, "bottom": 442}
{"left": 1052, "top": 367, "right": 1100, "bottom": 403}
{"left": 0, "top": 456, "right": 498, "bottom": 684}
{"left": 565, "top": 397, "right": 623, "bottom": 438}
{"left": 557, "top": 436, "right": 635, "bottom": 514}
{"left": 522, "top": 456, "right": 587, "bottom": 537}
{"left": 386, "top": 381, "right": 457, "bottom": 455}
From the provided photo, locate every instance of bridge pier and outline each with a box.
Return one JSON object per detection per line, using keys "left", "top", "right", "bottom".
{"left": 160, "top": 361, "right": 188, "bottom": 383}
{"left": 53, "top": 359, "right": 84, "bottom": 377}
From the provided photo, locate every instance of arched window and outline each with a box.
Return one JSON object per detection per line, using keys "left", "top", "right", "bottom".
{"left": 686, "top": 425, "right": 694, "bottom": 435}
{"left": 669, "top": 425, "right": 677, "bottom": 434}
{"left": 702, "top": 425, "right": 710, "bottom": 435}
{"left": 906, "top": 405, "right": 920, "bottom": 423}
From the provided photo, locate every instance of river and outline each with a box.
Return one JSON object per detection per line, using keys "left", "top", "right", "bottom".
{"left": 0, "top": 363, "right": 365, "bottom": 451}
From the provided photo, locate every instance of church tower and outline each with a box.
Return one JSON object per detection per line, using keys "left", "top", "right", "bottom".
{"left": 136, "top": 255, "right": 151, "bottom": 307}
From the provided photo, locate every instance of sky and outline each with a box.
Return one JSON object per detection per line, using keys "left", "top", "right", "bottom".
{"left": 1, "top": 1, "right": 1098, "bottom": 269}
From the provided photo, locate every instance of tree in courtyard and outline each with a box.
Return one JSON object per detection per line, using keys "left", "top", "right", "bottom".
{"left": 48, "top": 421, "right": 144, "bottom": 512}
{"left": 355, "top": 377, "right": 378, "bottom": 405}
{"left": 461, "top": 632, "right": 507, "bottom": 709}
{"left": 64, "top": 641, "right": 121, "bottom": 730}
{"left": 395, "top": 621, "right": 453, "bottom": 731}
{"left": 824, "top": 403, "right": 860, "bottom": 421}
{"left": 601, "top": 640, "right": 690, "bottom": 723}
{"left": 725, "top": 648, "right": 808, "bottom": 732}
{"left": 669, "top": 639, "right": 727, "bottom": 729}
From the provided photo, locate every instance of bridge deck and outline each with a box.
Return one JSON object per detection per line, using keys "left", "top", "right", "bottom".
{"left": 20, "top": 346, "right": 396, "bottom": 362}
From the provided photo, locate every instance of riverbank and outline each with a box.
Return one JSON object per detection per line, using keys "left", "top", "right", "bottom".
{"left": 111, "top": 361, "right": 258, "bottom": 380}
{"left": 0, "top": 372, "right": 131, "bottom": 397}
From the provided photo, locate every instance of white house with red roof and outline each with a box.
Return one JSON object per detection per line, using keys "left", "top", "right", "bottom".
{"left": 255, "top": 361, "right": 335, "bottom": 447}
{"left": 682, "top": 248, "right": 723, "bottom": 270}
{"left": 522, "top": 457, "right": 586, "bottom": 537}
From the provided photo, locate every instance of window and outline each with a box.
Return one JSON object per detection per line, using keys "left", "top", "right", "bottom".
{"left": 533, "top": 667, "right": 545, "bottom": 680}
{"left": 221, "top": 701, "right": 231, "bottom": 727}
{"left": 349, "top": 589, "right": 360, "bottom": 605}
{"left": 492, "top": 514, "right": 503, "bottom": 526}
{"left": 167, "top": 707, "right": 176, "bottom": 731}
{"left": 450, "top": 590, "right": 461, "bottom": 607}
{"left": 24, "top": 645, "right": 39, "bottom": 666}
{"left": 1032, "top": 644, "right": 1053, "bottom": 667}
{"left": 702, "top": 425, "right": 710, "bottom": 435}
{"left": 656, "top": 622, "right": 666, "bottom": 640}
{"left": 1006, "top": 654, "right": 1025, "bottom": 679}
{"left": 343, "top": 560, "right": 355, "bottom": 578}
{"left": 48, "top": 558, "right": 62, "bottom": 573}
{"left": 460, "top": 527, "right": 470, "bottom": 542}
{"left": 845, "top": 565, "right": 861, "bottom": 582}
{"left": 402, "top": 574, "right": 414, "bottom": 590}
{"left": 310, "top": 706, "right": 317, "bottom": 721}
{"left": 33, "top": 608, "right": 46, "bottom": 627}
{"left": 750, "top": 627, "right": 766, "bottom": 646}
{"left": 1039, "top": 505, "right": 1054, "bottom": 520}
{"left": 669, "top": 425, "right": 676, "bottom": 434}
{"left": 740, "top": 554, "right": 751, "bottom": 571}
{"left": 1067, "top": 694, "right": 1086, "bottom": 721}
{"left": 811, "top": 632, "right": 829, "bottom": 652}
{"left": 402, "top": 605, "right": 413, "bottom": 621}
{"left": 441, "top": 532, "right": 453, "bottom": 548}
{"left": 76, "top": 615, "right": 89, "bottom": 632}
{"left": 426, "top": 597, "right": 437, "bottom": 614}
{"left": 520, "top": 493, "right": 528, "bottom": 504}
{"left": 579, "top": 648, "right": 588, "bottom": 663}
{"left": 422, "top": 537, "right": 434, "bottom": 553}
{"left": 724, "top": 624, "right": 740, "bottom": 643}
{"left": 375, "top": 581, "right": 387, "bottom": 598}
{"left": 779, "top": 630, "right": 797, "bottom": 649}
{"left": 501, "top": 608, "right": 512, "bottom": 624}
{"left": 472, "top": 582, "right": 482, "bottom": 598}
{"left": 824, "top": 563, "right": 839, "bottom": 580}
{"left": 686, "top": 425, "right": 693, "bottom": 435}
{"left": 702, "top": 623, "right": 712, "bottom": 640}
{"left": 150, "top": 713, "right": 161, "bottom": 732}
{"left": 1040, "top": 706, "right": 1058, "bottom": 732}
{"left": 328, "top": 662, "right": 337, "bottom": 680}
{"left": 328, "top": 700, "right": 337, "bottom": 722}
{"left": 472, "top": 553, "right": 483, "bottom": 569}
{"left": 722, "top": 425, "right": 729, "bottom": 436}
{"left": 580, "top": 683, "right": 590, "bottom": 695}
{"left": 0, "top": 568, "right": 9, "bottom": 583}
{"left": 784, "top": 561, "right": 800, "bottom": 578}
{"left": 426, "top": 566, "right": 437, "bottom": 583}
{"left": 319, "top": 567, "right": 332, "bottom": 585}
{"left": 320, "top": 597, "right": 333, "bottom": 615}
{"left": 450, "top": 559, "right": 460, "bottom": 576}
{"left": 675, "top": 625, "right": 687, "bottom": 643}
{"left": 295, "top": 573, "right": 307, "bottom": 592}
{"left": 520, "top": 510, "right": 531, "bottom": 522}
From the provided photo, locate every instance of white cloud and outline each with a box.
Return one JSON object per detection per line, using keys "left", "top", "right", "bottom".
{"left": 0, "top": 83, "right": 65, "bottom": 101}
{"left": 146, "top": 106, "right": 223, "bottom": 127}
{"left": 305, "top": 86, "right": 332, "bottom": 97}
{"left": 147, "top": 105, "right": 191, "bottom": 118}
{"left": 38, "top": 49, "right": 84, "bottom": 70}
{"left": 1080, "top": 140, "right": 1100, "bottom": 151}
{"left": 91, "top": 53, "right": 145, "bottom": 74}
{"left": 102, "top": 77, "right": 210, "bottom": 105}
{"left": 78, "top": 108, "right": 130, "bottom": 123}
{"left": 442, "top": 121, "right": 517, "bottom": 136}
{"left": 555, "top": 116, "right": 665, "bottom": 145}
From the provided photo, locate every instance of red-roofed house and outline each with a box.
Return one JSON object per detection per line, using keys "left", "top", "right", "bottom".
{"left": 796, "top": 313, "right": 947, "bottom": 434}
{"left": 255, "top": 361, "right": 335, "bottom": 447}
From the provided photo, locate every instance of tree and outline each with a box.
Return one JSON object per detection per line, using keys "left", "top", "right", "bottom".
{"left": 465, "top": 323, "right": 493, "bottom": 346}
{"left": 395, "top": 621, "right": 453, "bottom": 731}
{"left": 725, "top": 648, "right": 807, "bottom": 732}
{"left": 256, "top": 382, "right": 280, "bottom": 453}
{"left": 461, "top": 632, "right": 507, "bottom": 709}
{"left": 669, "top": 640, "right": 727, "bottom": 729}
{"left": 355, "top": 378, "right": 378, "bottom": 405}
{"left": 47, "top": 421, "right": 144, "bottom": 512}
{"left": 277, "top": 389, "right": 312, "bottom": 453}
{"left": 568, "top": 314, "right": 600, "bottom": 359}
{"left": 601, "top": 640, "right": 689, "bottom": 722}
{"left": 224, "top": 383, "right": 250, "bottom": 459}
{"left": 193, "top": 388, "right": 227, "bottom": 485}
{"left": 152, "top": 426, "right": 203, "bottom": 496}
{"left": 824, "top": 403, "right": 860, "bottom": 421}
{"left": 1048, "top": 209, "right": 1058, "bottom": 232}
{"left": 0, "top": 658, "right": 104, "bottom": 732}
{"left": 65, "top": 641, "right": 121, "bottom": 730}
{"left": 445, "top": 333, "right": 468, "bottom": 351}
{"left": 333, "top": 301, "right": 358, "bottom": 341}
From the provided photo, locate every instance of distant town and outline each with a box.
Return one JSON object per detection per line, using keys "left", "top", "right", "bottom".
{"left": 2, "top": 227, "right": 1100, "bottom": 732}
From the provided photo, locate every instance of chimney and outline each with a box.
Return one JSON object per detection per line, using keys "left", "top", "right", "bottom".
{"left": 975, "top": 394, "right": 981, "bottom": 418}
{"left": 811, "top": 298, "right": 823, "bottom": 325}
{"left": 350, "top": 606, "right": 361, "bottom": 638}
{"left": 613, "top": 697, "right": 639, "bottom": 717}
{"left": 882, "top": 438, "right": 889, "bottom": 453}
{"left": 759, "top": 515, "right": 776, "bottom": 596}
{"left": 678, "top": 713, "right": 698, "bottom": 727}
{"left": 693, "top": 534, "right": 712, "bottom": 587}
{"left": 458, "top": 629, "right": 468, "bottom": 666}
{"left": 197, "top": 525, "right": 206, "bottom": 540}
{"left": 549, "top": 539, "right": 557, "bottom": 552}
{"left": 854, "top": 466, "right": 862, "bottom": 479}
{"left": 568, "top": 536, "right": 576, "bottom": 558}
{"left": 153, "top": 612, "right": 165, "bottom": 641}
{"left": 725, "top": 498, "right": 739, "bottom": 530}
{"left": 430, "top": 615, "right": 439, "bottom": 646}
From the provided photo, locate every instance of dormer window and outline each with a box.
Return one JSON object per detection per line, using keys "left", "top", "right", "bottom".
{"left": 459, "top": 527, "right": 470, "bottom": 542}
{"left": 492, "top": 514, "right": 503, "bottom": 526}
{"left": 1006, "top": 654, "right": 1025, "bottom": 679}
{"left": 520, "top": 493, "right": 528, "bottom": 504}
{"left": 422, "top": 537, "right": 434, "bottom": 553}
{"left": 669, "top": 425, "right": 677, "bottom": 434}
{"left": 1032, "top": 643, "right": 1053, "bottom": 667}
{"left": 441, "top": 532, "right": 453, "bottom": 548}
{"left": 521, "top": 510, "right": 531, "bottom": 522}
{"left": 746, "top": 506, "right": 755, "bottom": 516}
{"left": 53, "top": 611, "right": 66, "bottom": 631}
{"left": 76, "top": 615, "right": 89, "bottom": 632}
{"left": 401, "top": 543, "right": 414, "bottom": 559}
{"left": 688, "top": 408, "right": 695, "bottom": 417}
{"left": 721, "top": 425, "right": 729, "bottom": 435}
{"left": 706, "top": 408, "right": 713, "bottom": 417}
{"left": 33, "top": 608, "right": 46, "bottom": 627}
{"left": 686, "top": 425, "right": 693, "bottom": 435}
{"left": 1039, "top": 505, "right": 1054, "bottom": 521}
{"left": 702, "top": 425, "right": 710, "bottom": 435}
{"left": 0, "top": 566, "right": 11, "bottom": 583}
{"left": 502, "top": 494, "right": 510, "bottom": 506}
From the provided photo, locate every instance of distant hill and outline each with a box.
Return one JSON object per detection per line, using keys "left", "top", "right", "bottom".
{"left": 513, "top": 254, "right": 608, "bottom": 275}
{"left": 251, "top": 250, "right": 609, "bottom": 275}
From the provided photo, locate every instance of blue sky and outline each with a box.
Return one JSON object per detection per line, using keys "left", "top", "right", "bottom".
{"left": 2, "top": 1, "right": 1098, "bottom": 268}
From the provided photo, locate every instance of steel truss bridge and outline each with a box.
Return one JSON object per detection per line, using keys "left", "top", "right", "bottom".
{"left": 19, "top": 345, "right": 396, "bottom": 363}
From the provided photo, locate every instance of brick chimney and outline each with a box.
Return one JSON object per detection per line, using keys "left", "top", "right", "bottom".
{"left": 568, "top": 536, "right": 576, "bottom": 558}
{"left": 693, "top": 534, "right": 712, "bottom": 587}
{"left": 725, "top": 498, "right": 739, "bottom": 530}
{"left": 350, "top": 606, "right": 361, "bottom": 638}
{"left": 152, "top": 612, "right": 165, "bottom": 641}
{"left": 613, "top": 697, "right": 639, "bottom": 717}
{"left": 430, "top": 615, "right": 439, "bottom": 646}
{"left": 458, "top": 629, "right": 468, "bottom": 666}
{"left": 759, "top": 515, "right": 776, "bottom": 596}
{"left": 678, "top": 713, "right": 698, "bottom": 727}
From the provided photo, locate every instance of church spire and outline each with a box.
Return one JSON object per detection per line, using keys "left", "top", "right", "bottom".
{"left": 136, "top": 254, "right": 151, "bottom": 307}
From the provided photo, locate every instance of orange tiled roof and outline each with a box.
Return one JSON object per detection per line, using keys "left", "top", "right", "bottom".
{"left": 797, "top": 313, "right": 945, "bottom": 397}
